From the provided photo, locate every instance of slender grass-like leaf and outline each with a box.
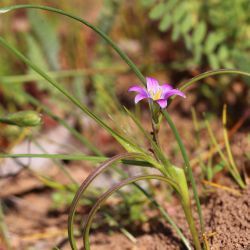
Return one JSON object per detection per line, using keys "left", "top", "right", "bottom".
{"left": 204, "top": 114, "right": 245, "bottom": 188}
{"left": 0, "top": 4, "right": 146, "bottom": 86}
{"left": 222, "top": 105, "right": 246, "bottom": 188}
{"left": 124, "top": 107, "right": 171, "bottom": 169}
{"left": 19, "top": 95, "right": 188, "bottom": 244}
{"left": 222, "top": 105, "right": 239, "bottom": 171}
{"left": 0, "top": 202, "right": 11, "bottom": 250}
{"left": 179, "top": 69, "right": 250, "bottom": 91}
{"left": 82, "top": 174, "right": 191, "bottom": 250}
{"left": 0, "top": 67, "right": 127, "bottom": 84}
{"left": 68, "top": 153, "right": 191, "bottom": 250}
{"left": 25, "top": 93, "right": 103, "bottom": 156}
{"left": 191, "top": 108, "right": 208, "bottom": 179}
{"left": 162, "top": 110, "right": 204, "bottom": 235}
{"left": 0, "top": 153, "right": 153, "bottom": 167}
{"left": 0, "top": 37, "right": 143, "bottom": 154}
{"left": 0, "top": 153, "right": 106, "bottom": 162}
{"left": 68, "top": 153, "right": 145, "bottom": 249}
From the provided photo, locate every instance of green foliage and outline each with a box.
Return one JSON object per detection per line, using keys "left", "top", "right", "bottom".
{"left": 52, "top": 190, "right": 76, "bottom": 209}
{"left": 143, "top": 0, "right": 250, "bottom": 70}
{"left": 0, "top": 110, "right": 41, "bottom": 127}
{"left": 28, "top": 10, "right": 60, "bottom": 71}
{"left": 1, "top": 4, "right": 249, "bottom": 250}
{"left": 113, "top": 189, "right": 148, "bottom": 224}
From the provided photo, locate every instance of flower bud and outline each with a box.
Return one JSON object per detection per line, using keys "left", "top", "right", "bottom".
{"left": 0, "top": 111, "right": 42, "bottom": 127}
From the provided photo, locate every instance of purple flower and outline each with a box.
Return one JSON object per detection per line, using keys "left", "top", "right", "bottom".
{"left": 128, "top": 77, "right": 186, "bottom": 108}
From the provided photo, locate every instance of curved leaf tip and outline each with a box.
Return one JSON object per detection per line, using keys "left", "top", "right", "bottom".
{"left": 0, "top": 7, "right": 10, "bottom": 14}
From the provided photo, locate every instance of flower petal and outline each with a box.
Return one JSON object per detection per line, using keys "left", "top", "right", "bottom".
{"left": 135, "top": 93, "right": 149, "bottom": 103}
{"left": 162, "top": 84, "right": 173, "bottom": 94}
{"left": 164, "top": 89, "right": 186, "bottom": 99}
{"left": 146, "top": 77, "right": 159, "bottom": 92}
{"left": 128, "top": 85, "right": 149, "bottom": 96}
{"left": 156, "top": 99, "right": 168, "bottom": 108}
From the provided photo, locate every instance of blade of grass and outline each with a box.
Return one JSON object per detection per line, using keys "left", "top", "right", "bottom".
{"left": 15, "top": 95, "right": 186, "bottom": 243}
{"left": 0, "top": 67, "right": 127, "bottom": 84}
{"left": 24, "top": 92, "right": 103, "bottom": 156}
{"left": 191, "top": 108, "right": 208, "bottom": 179}
{"left": 0, "top": 153, "right": 151, "bottom": 167}
{"left": 203, "top": 115, "right": 240, "bottom": 181}
{"left": 0, "top": 36, "right": 143, "bottom": 154}
{"left": 68, "top": 153, "right": 143, "bottom": 249}
{"left": 162, "top": 110, "right": 204, "bottom": 234}
{"left": 31, "top": 137, "right": 78, "bottom": 185}
{"left": 0, "top": 4, "right": 146, "bottom": 86}
{"left": 82, "top": 174, "right": 190, "bottom": 250}
{"left": 124, "top": 107, "right": 171, "bottom": 169}
{"left": 202, "top": 180, "right": 241, "bottom": 196}
{"left": 68, "top": 153, "right": 191, "bottom": 250}
{"left": 179, "top": 69, "right": 250, "bottom": 91}
{"left": 0, "top": 202, "right": 12, "bottom": 250}
{"left": 0, "top": 153, "right": 107, "bottom": 162}
{"left": 222, "top": 105, "right": 246, "bottom": 188}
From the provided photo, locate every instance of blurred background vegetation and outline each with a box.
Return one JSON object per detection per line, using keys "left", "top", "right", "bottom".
{"left": 0, "top": 0, "right": 249, "bottom": 140}
{"left": 0, "top": 0, "right": 250, "bottom": 155}
{"left": 0, "top": 1, "right": 249, "bottom": 248}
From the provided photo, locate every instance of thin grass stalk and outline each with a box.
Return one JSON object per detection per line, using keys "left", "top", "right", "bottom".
{"left": 0, "top": 67, "right": 127, "bottom": 84}
{"left": 0, "top": 201, "right": 12, "bottom": 250}
{"left": 179, "top": 69, "right": 250, "bottom": 91}
{"left": 0, "top": 4, "right": 146, "bottom": 86}
{"left": 0, "top": 153, "right": 154, "bottom": 168}
{"left": 135, "top": 183, "right": 192, "bottom": 250}
{"left": 0, "top": 4, "right": 162, "bottom": 162}
{"left": 68, "top": 153, "right": 144, "bottom": 249}
{"left": 124, "top": 107, "right": 171, "bottom": 168}
{"left": 0, "top": 36, "right": 144, "bottom": 155}
{"left": 68, "top": 153, "right": 191, "bottom": 250}
{"left": 31, "top": 137, "right": 78, "bottom": 185}
{"left": 24, "top": 93, "right": 103, "bottom": 156}
{"left": 191, "top": 108, "right": 207, "bottom": 179}
{"left": 162, "top": 110, "right": 204, "bottom": 234}
{"left": 82, "top": 175, "right": 192, "bottom": 250}
{"left": 204, "top": 116, "right": 241, "bottom": 182}
{"left": 222, "top": 105, "right": 246, "bottom": 188}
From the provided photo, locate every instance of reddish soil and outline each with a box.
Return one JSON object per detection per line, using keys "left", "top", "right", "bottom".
{"left": 1, "top": 173, "right": 249, "bottom": 249}
{"left": 1, "top": 115, "right": 249, "bottom": 249}
{"left": 88, "top": 184, "right": 250, "bottom": 250}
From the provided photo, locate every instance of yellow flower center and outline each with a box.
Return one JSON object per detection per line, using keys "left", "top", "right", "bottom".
{"left": 150, "top": 89, "right": 162, "bottom": 100}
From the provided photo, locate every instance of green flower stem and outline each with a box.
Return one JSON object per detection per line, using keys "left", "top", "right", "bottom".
{"left": 150, "top": 102, "right": 161, "bottom": 146}
{"left": 0, "top": 4, "right": 163, "bottom": 154}
{"left": 162, "top": 110, "right": 204, "bottom": 235}
{"left": 179, "top": 69, "right": 250, "bottom": 91}
{"left": 0, "top": 6, "right": 194, "bottom": 248}
{"left": 181, "top": 200, "right": 201, "bottom": 250}
{"left": 164, "top": 165, "right": 201, "bottom": 250}
{"left": 0, "top": 3, "right": 158, "bottom": 154}
{"left": 0, "top": 4, "right": 146, "bottom": 87}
